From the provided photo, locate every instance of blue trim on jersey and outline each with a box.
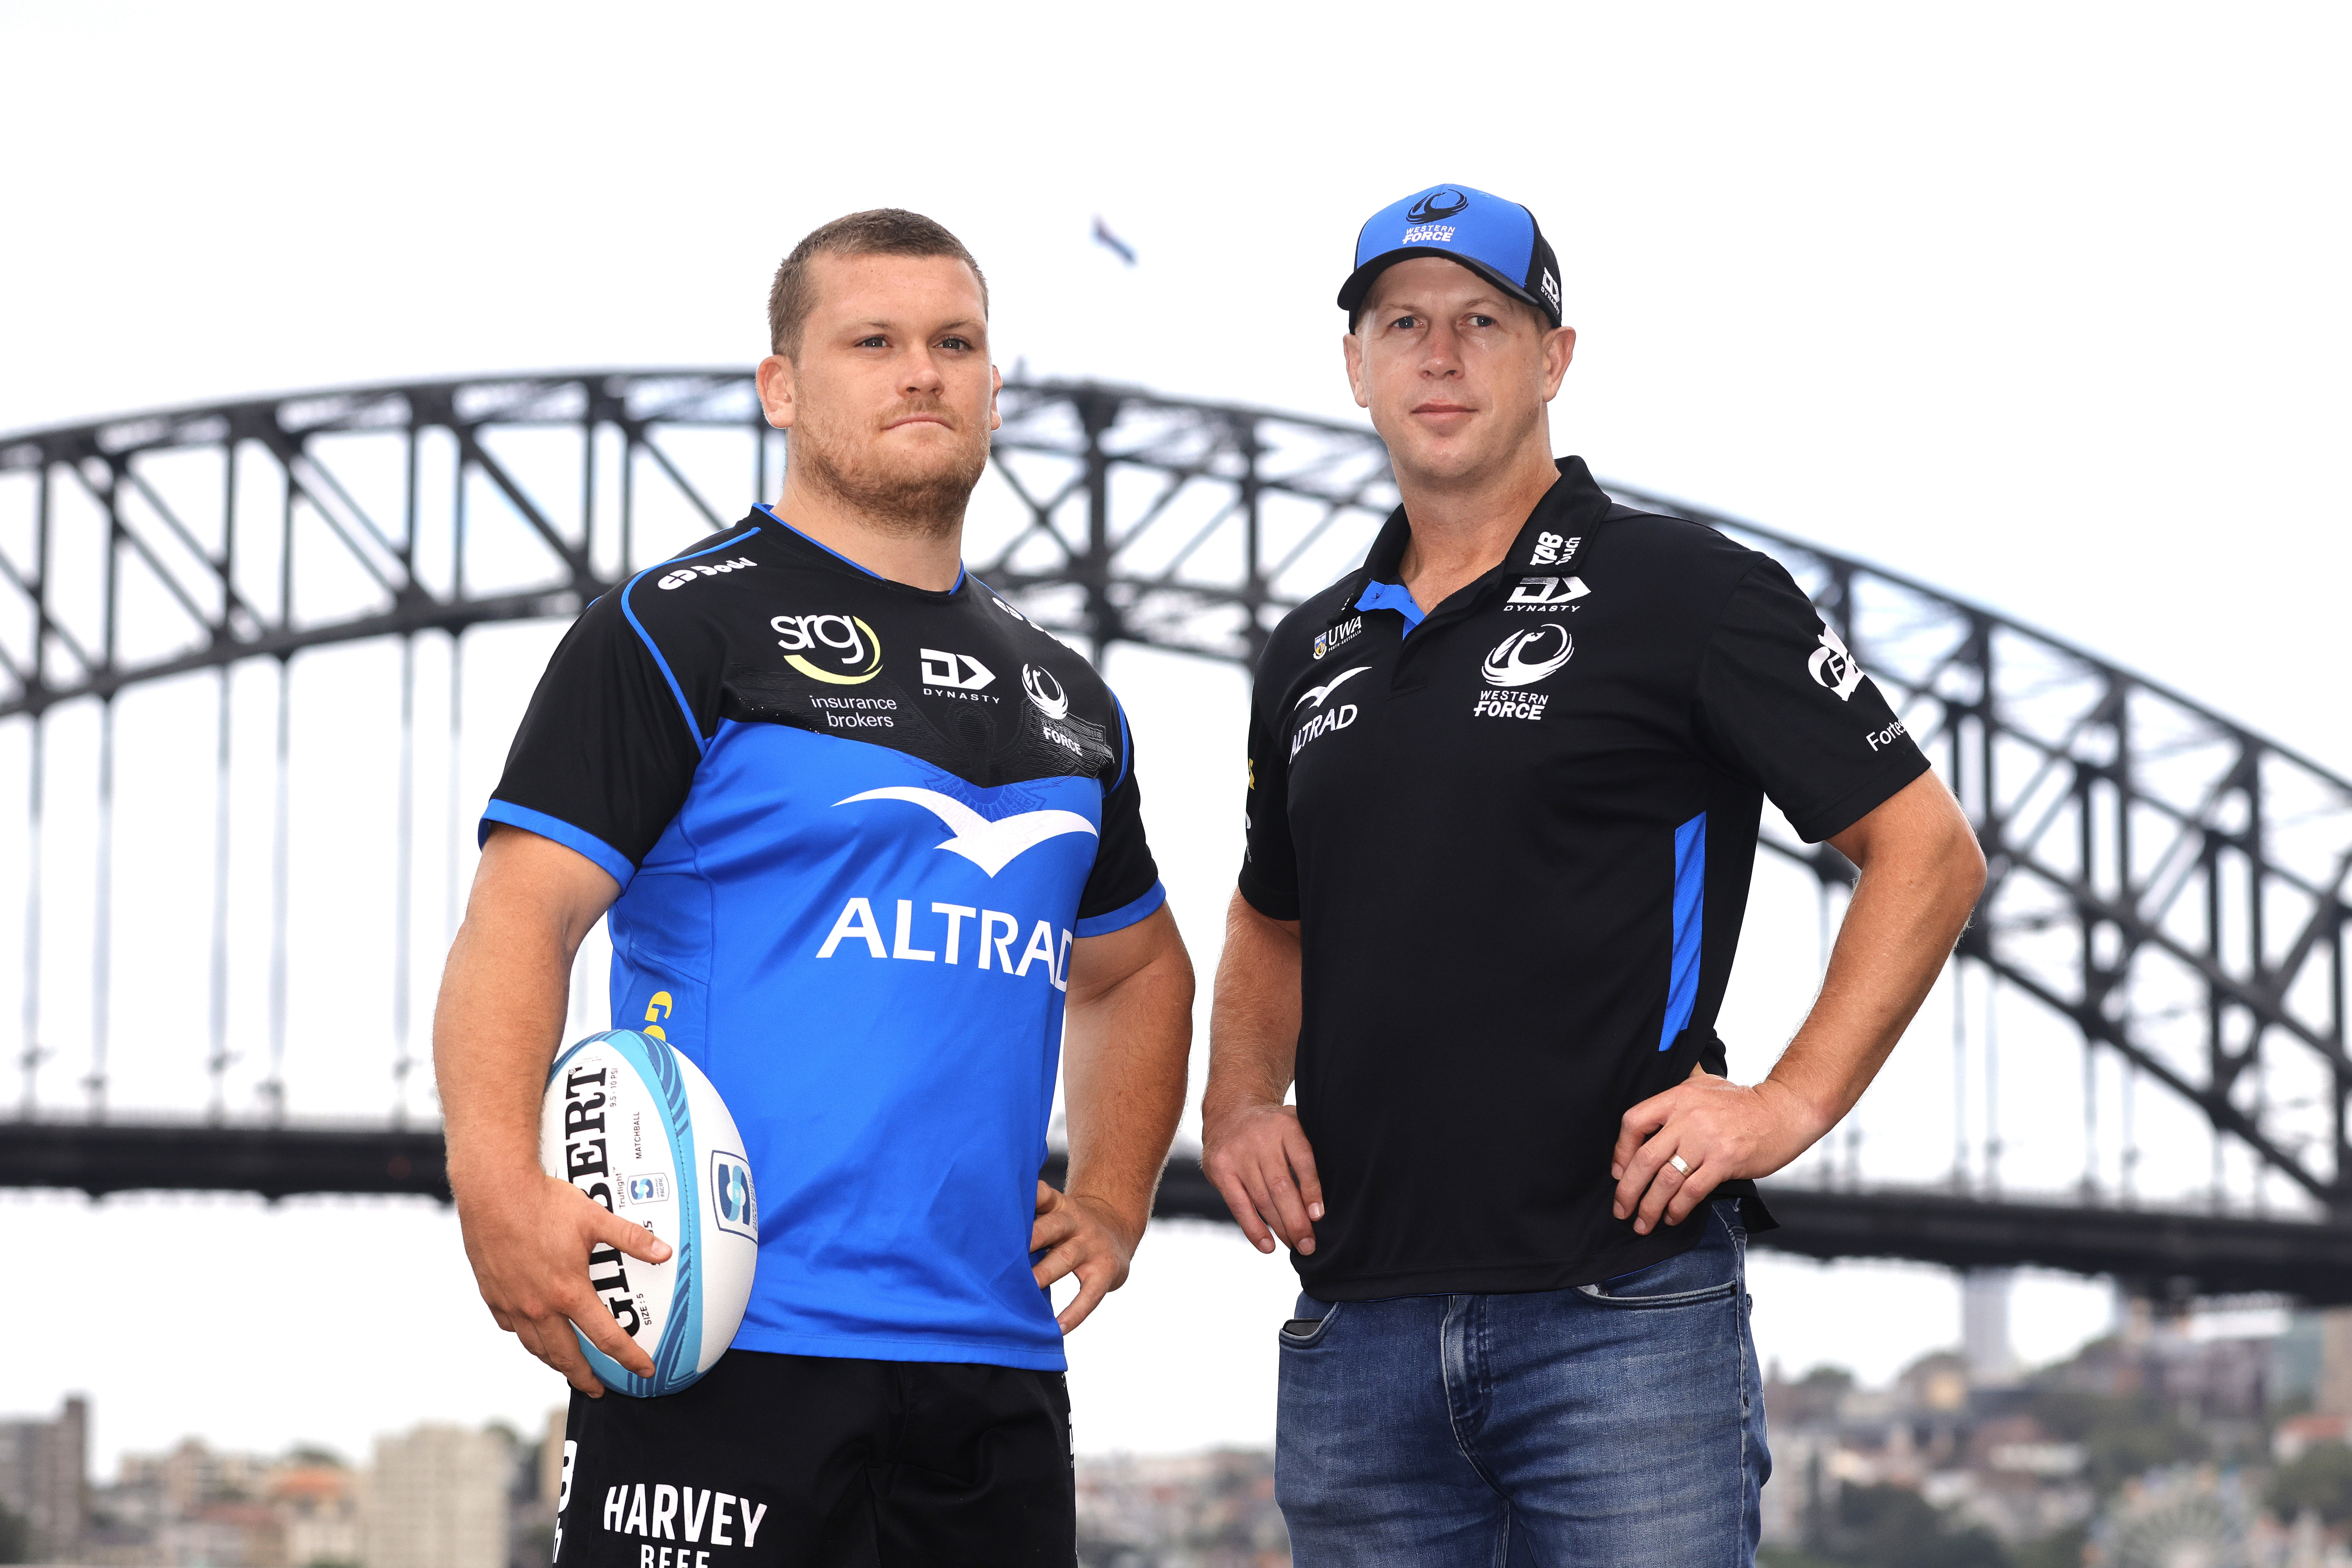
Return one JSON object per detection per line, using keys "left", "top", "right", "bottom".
{"left": 1075, "top": 879, "right": 1166, "bottom": 938}
{"left": 481, "top": 800, "right": 636, "bottom": 889}
{"left": 1661, "top": 812, "right": 1706, "bottom": 1050}
{"left": 622, "top": 527, "right": 761, "bottom": 754}
{"left": 756, "top": 503, "right": 965, "bottom": 593}
{"left": 1110, "top": 692, "right": 1134, "bottom": 794}
{"left": 1356, "top": 579, "right": 1425, "bottom": 636}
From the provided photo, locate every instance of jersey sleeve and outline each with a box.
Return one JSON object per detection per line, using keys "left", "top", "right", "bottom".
{"left": 1235, "top": 646, "right": 1302, "bottom": 921}
{"left": 480, "top": 590, "right": 704, "bottom": 888}
{"left": 1691, "top": 557, "right": 1932, "bottom": 843}
{"left": 1074, "top": 695, "right": 1166, "bottom": 936}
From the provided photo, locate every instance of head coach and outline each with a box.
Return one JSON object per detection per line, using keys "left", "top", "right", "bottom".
{"left": 1201, "top": 183, "right": 1987, "bottom": 1565}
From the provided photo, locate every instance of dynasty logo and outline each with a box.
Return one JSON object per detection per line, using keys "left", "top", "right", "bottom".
{"left": 1506, "top": 576, "right": 1588, "bottom": 611}
{"left": 773, "top": 614, "right": 881, "bottom": 685}
{"left": 919, "top": 648, "right": 998, "bottom": 699}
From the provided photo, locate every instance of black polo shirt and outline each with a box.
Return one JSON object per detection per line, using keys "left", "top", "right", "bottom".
{"left": 1238, "top": 457, "right": 1931, "bottom": 1300}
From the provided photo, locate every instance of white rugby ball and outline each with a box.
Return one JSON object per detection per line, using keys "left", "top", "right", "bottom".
{"left": 539, "top": 1029, "right": 759, "bottom": 1396}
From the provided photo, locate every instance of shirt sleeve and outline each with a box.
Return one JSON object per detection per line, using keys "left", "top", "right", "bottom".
{"left": 1691, "top": 557, "right": 1932, "bottom": 843}
{"left": 480, "top": 590, "right": 704, "bottom": 888}
{"left": 1074, "top": 695, "right": 1166, "bottom": 936}
{"left": 1235, "top": 647, "right": 1301, "bottom": 920}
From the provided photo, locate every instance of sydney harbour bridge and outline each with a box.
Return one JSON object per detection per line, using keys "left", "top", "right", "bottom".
{"left": 2, "top": 370, "right": 2348, "bottom": 1306}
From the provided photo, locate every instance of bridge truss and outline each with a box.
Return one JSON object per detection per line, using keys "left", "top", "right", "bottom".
{"left": 2, "top": 371, "right": 2346, "bottom": 1297}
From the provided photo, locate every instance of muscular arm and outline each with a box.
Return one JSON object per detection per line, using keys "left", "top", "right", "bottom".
{"left": 434, "top": 824, "right": 671, "bottom": 1393}
{"left": 1199, "top": 892, "right": 1322, "bottom": 1256}
{"left": 1610, "top": 769, "right": 1988, "bottom": 1232}
{"left": 1029, "top": 903, "right": 1194, "bottom": 1332}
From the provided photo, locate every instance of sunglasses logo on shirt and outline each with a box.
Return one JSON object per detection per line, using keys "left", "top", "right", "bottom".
{"left": 773, "top": 614, "right": 882, "bottom": 685}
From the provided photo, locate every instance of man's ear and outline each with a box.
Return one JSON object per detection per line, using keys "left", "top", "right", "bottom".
{"left": 1540, "top": 326, "right": 1577, "bottom": 401}
{"left": 1341, "top": 330, "right": 1370, "bottom": 410}
{"left": 989, "top": 363, "right": 1003, "bottom": 432}
{"left": 756, "top": 353, "right": 797, "bottom": 430}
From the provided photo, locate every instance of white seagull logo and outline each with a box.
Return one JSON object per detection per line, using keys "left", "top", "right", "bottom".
{"left": 1296, "top": 666, "right": 1370, "bottom": 709}
{"left": 834, "top": 788, "right": 1098, "bottom": 877}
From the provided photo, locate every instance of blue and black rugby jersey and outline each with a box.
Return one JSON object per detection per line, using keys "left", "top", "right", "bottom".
{"left": 484, "top": 506, "right": 1165, "bottom": 1372}
{"left": 1241, "top": 458, "right": 1930, "bottom": 1301}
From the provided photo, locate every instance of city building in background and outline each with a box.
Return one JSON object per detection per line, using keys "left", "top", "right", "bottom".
{"left": 0, "top": 1397, "right": 86, "bottom": 1562}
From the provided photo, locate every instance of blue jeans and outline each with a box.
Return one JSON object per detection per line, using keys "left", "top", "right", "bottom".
{"left": 1275, "top": 1200, "right": 1768, "bottom": 1568}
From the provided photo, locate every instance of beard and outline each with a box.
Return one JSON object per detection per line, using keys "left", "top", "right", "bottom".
{"left": 787, "top": 403, "right": 988, "bottom": 540}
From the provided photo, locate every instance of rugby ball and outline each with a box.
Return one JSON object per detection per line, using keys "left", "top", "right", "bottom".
{"left": 540, "top": 1029, "right": 759, "bottom": 1396}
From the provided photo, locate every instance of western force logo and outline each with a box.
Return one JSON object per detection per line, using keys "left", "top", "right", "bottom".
{"left": 1408, "top": 189, "right": 1470, "bottom": 223}
{"left": 919, "top": 648, "right": 997, "bottom": 695}
{"left": 1507, "top": 576, "right": 1589, "bottom": 610}
{"left": 656, "top": 556, "right": 754, "bottom": 590}
{"left": 1473, "top": 624, "right": 1571, "bottom": 721}
{"left": 1808, "top": 626, "right": 1865, "bottom": 702}
{"left": 708, "top": 1152, "right": 757, "bottom": 1239}
{"left": 834, "top": 788, "right": 1097, "bottom": 876}
{"left": 1312, "top": 616, "right": 1362, "bottom": 661}
{"left": 1021, "top": 663, "right": 1070, "bottom": 719}
{"left": 1480, "top": 625, "right": 1573, "bottom": 687}
{"left": 773, "top": 614, "right": 881, "bottom": 685}
{"left": 1528, "top": 531, "right": 1581, "bottom": 567}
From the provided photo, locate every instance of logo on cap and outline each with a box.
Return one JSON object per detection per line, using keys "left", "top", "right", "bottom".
{"left": 1407, "top": 189, "right": 1470, "bottom": 222}
{"left": 1540, "top": 269, "right": 1560, "bottom": 310}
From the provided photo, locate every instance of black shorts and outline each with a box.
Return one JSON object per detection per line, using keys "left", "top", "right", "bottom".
{"left": 556, "top": 1350, "right": 1074, "bottom": 1568}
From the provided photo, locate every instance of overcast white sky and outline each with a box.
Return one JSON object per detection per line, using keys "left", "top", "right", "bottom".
{"left": 3, "top": 1, "right": 2348, "bottom": 1474}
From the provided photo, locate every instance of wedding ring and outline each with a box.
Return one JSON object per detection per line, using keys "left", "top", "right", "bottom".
{"left": 1669, "top": 1154, "right": 1691, "bottom": 1176}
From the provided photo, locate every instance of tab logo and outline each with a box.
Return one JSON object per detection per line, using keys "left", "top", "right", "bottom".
{"left": 773, "top": 614, "right": 881, "bottom": 685}
{"left": 1808, "top": 626, "right": 1865, "bottom": 702}
{"left": 1528, "top": 532, "right": 1581, "bottom": 567}
{"left": 919, "top": 649, "right": 997, "bottom": 693}
{"left": 1507, "top": 576, "right": 1589, "bottom": 610}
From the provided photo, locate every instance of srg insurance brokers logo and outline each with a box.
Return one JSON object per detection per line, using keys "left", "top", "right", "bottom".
{"left": 773, "top": 613, "right": 882, "bottom": 685}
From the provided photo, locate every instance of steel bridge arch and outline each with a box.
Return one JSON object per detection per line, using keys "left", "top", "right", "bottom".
{"left": 2, "top": 369, "right": 2346, "bottom": 1218}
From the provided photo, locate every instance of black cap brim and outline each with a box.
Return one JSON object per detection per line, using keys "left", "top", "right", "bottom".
{"left": 1338, "top": 248, "right": 1561, "bottom": 329}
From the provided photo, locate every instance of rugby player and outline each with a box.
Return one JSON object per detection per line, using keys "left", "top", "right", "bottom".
{"left": 1203, "top": 183, "right": 1987, "bottom": 1565}
{"left": 435, "top": 209, "right": 1193, "bottom": 1566}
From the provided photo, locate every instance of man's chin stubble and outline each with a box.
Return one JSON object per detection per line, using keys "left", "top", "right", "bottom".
{"left": 792, "top": 428, "right": 986, "bottom": 539}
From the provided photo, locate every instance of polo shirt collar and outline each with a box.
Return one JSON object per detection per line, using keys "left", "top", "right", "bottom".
{"left": 1352, "top": 457, "right": 1615, "bottom": 633}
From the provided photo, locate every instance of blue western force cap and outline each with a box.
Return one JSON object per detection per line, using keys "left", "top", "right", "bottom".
{"left": 1338, "top": 183, "right": 1562, "bottom": 329}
